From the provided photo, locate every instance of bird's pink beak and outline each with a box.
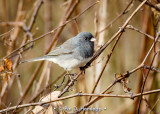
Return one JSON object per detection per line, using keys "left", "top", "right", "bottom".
{"left": 90, "top": 37, "right": 96, "bottom": 42}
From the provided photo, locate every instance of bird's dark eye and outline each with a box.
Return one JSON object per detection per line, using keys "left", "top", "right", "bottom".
{"left": 85, "top": 37, "right": 88, "bottom": 40}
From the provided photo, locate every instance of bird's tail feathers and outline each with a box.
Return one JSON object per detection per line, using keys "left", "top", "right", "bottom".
{"left": 20, "top": 56, "right": 46, "bottom": 64}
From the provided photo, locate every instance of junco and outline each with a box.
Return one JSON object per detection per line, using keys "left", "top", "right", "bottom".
{"left": 21, "top": 32, "right": 96, "bottom": 71}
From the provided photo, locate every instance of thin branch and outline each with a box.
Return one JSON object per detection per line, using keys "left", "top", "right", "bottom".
{"left": 0, "top": 89, "right": 159, "bottom": 113}
{"left": 28, "top": 0, "right": 43, "bottom": 30}
{"left": 0, "top": 28, "right": 14, "bottom": 38}
{"left": 28, "top": 71, "right": 66, "bottom": 102}
{"left": 89, "top": 32, "right": 123, "bottom": 102}
{"left": 126, "top": 25, "right": 160, "bottom": 42}
{"left": 139, "top": 0, "right": 160, "bottom": 12}
{"left": 0, "top": 22, "right": 24, "bottom": 26}
{"left": 58, "top": 72, "right": 83, "bottom": 97}
{"left": 138, "top": 32, "right": 160, "bottom": 113}
{"left": 144, "top": 97, "right": 158, "bottom": 114}
{"left": 144, "top": 65, "right": 160, "bottom": 73}
{"left": 96, "top": 0, "right": 134, "bottom": 36}
{"left": 142, "top": 32, "right": 160, "bottom": 64}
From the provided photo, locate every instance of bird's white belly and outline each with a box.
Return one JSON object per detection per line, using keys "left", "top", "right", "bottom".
{"left": 47, "top": 57, "right": 91, "bottom": 71}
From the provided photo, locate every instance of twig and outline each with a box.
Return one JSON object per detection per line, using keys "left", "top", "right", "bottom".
{"left": 28, "top": 0, "right": 43, "bottom": 30}
{"left": 0, "top": 28, "right": 14, "bottom": 38}
{"left": 89, "top": 32, "right": 123, "bottom": 102}
{"left": 138, "top": 32, "right": 160, "bottom": 114}
{"left": 141, "top": 33, "right": 160, "bottom": 64}
{"left": 139, "top": 0, "right": 160, "bottom": 12}
{"left": 144, "top": 65, "right": 160, "bottom": 72}
{"left": 0, "top": 89, "right": 160, "bottom": 113}
{"left": 58, "top": 72, "right": 83, "bottom": 97}
{"left": 149, "top": 97, "right": 160, "bottom": 114}
{"left": 16, "top": 62, "right": 44, "bottom": 105}
{"left": 19, "top": 0, "right": 43, "bottom": 55}
{"left": 28, "top": 71, "right": 66, "bottom": 102}
{"left": 0, "top": 22, "right": 24, "bottom": 26}
{"left": 97, "top": 0, "right": 134, "bottom": 36}
{"left": 144, "top": 97, "right": 158, "bottom": 114}
{"left": 1, "top": 0, "right": 8, "bottom": 43}
{"left": 126, "top": 25, "right": 160, "bottom": 42}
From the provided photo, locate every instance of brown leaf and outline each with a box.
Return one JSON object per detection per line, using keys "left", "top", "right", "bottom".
{"left": 0, "top": 65, "right": 4, "bottom": 72}
{"left": 40, "top": 91, "right": 63, "bottom": 108}
{"left": 45, "top": 106, "right": 54, "bottom": 114}
{"left": 32, "top": 105, "right": 45, "bottom": 114}
{"left": 8, "top": 71, "right": 12, "bottom": 77}
{"left": 31, "top": 91, "right": 65, "bottom": 114}
{"left": 1, "top": 73, "right": 8, "bottom": 82}
{"left": 4, "top": 58, "right": 12, "bottom": 70}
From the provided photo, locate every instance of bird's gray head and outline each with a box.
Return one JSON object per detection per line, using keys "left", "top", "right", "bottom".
{"left": 74, "top": 32, "right": 96, "bottom": 58}
{"left": 74, "top": 32, "right": 96, "bottom": 44}
{"left": 77, "top": 32, "right": 94, "bottom": 41}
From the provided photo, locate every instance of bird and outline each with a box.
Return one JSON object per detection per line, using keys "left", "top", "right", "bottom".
{"left": 21, "top": 32, "right": 96, "bottom": 71}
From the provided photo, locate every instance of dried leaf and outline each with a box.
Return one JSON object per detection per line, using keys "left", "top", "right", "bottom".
{"left": 106, "top": 91, "right": 114, "bottom": 94}
{"left": 40, "top": 91, "right": 63, "bottom": 108}
{"left": 152, "top": 4, "right": 160, "bottom": 20}
{"left": 2, "top": 73, "right": 8, "bottom": 82}
{"left": 4, "top": 58, "right": 12, "bottom": 70}
{"left": 8, "top": 71, "right": 12, "bottom": 77}
{"left": 31, "top": 91, "right": 65, "bottom": 114}
{"left": 123, "top": 85, "right": 131, "bottom": 93}
{"left": 32, "top": 106, "right": 45, "bottom": 114}
{"left": 45, "top": 106, "right": 54, "bottom": 114}
{"left": 116, "top": 73, "right": 123, "bottom": 79}
{"left": 0, "top": 65, "right": 4, "bottom": 72}
{"left": 152, "top": 3, "right": 160, "bottom": 29}
{"left": 1, "top": 72, "right": 6, "bottom": 77}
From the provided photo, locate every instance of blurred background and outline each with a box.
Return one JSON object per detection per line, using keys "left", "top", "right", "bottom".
{"left": 0, "top": 0, "right": 160, "bottom": 113}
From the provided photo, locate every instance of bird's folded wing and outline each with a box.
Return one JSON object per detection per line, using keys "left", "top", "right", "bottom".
{"left": 47, "top": 46, "right": 73, "bottom": 56}
{"left": 47, "top": 39, "right": 75, "bottom": 56}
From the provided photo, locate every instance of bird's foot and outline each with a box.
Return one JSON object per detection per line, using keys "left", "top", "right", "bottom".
{"left": 64, "top": 73, "right": 76, "bottom": 77}
{"left": 80, "top": 67, "right": 85, "bottom": 74}
{"left": 64, "top": 73, "right": 77, "bottom": 81}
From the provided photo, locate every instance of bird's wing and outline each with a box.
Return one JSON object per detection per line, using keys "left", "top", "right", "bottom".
{"left": 47, "top": 39, "right": 75, "bottom": 56}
